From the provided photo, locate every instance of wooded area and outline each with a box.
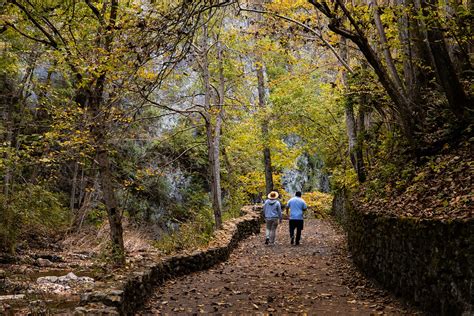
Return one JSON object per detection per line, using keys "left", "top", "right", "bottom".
{"left": 0, "top": 0, "right": 472, "bottom": 269}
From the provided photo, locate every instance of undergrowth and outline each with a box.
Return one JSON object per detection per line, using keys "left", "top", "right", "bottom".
{"left": 0, "top": 184, "right": 70, "bottom": 253}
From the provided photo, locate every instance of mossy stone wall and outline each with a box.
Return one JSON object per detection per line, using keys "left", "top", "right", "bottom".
{"left": 333, "top": 191, "right": 473, "bottom": 315}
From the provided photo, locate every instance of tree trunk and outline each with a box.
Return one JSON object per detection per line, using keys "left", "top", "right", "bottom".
{"left": 86, "top": 0, "right": 125, "bottom": 266}
{"left": 212, "top": 40, "right": 225, "bottom": 229}
{"left": 420, "top": 0, "right": 471, "bottom": 122}
{"left": 356, "top": 101, "right": 367, "bottom": 183}
{"left": 310, "top": 0, "right": 418, "bottom": 145}
{"left": 340, "top": 36, "right": 366, "bottom": 182}
{"left": 369, "top": 0, "right": 406, "bottom": 96}
{"left": 96, "top": 147, "right": 125, "bottom": 263}
{"left": 398, "top": 0, "right": 424, "bottom": 112}
{"left": 443, "top": 0, "right": 472, "bottom": 73}
{"left": 201, "top": 25, "right": 223, "bottom": 229}
{"left": 256, "top": 59, "right": 274, "bottom": 194}
{"left": 70, "top": 161, "right": 79, "bottom": 213}
{"left": 89, "top": 73, "right": 125, "bottom": 265}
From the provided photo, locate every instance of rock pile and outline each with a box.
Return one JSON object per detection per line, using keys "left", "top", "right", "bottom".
{"left": 36, "top": 272, "right": 94, "bottom": 294}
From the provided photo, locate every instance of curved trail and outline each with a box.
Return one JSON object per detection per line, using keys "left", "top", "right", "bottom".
{"left": 139, "top": 220, "right": 416, "bottom": 315}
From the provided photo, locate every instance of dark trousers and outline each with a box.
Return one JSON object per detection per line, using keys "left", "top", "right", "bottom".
{"left": 289, "top": 220, "right": 304, "bottom": 244}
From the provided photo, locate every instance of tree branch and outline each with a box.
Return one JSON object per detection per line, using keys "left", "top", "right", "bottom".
{"left": 5, "top": 22, "right": 55, "bottom": 47}
{"left": 238, "top": 5, "right": 353, "bottom": 74}
{"left": 9, "top": 0, "right": 58, "bottom": 48}
{"left": 85, "top": 0, "right": 106, "bottom": 25}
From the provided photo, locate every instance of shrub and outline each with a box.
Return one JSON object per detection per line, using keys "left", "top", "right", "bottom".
{"left": 0, "top": 184, "right": 70, "bottom": 253}
{"left": 153, "top": 206, "right": 214, "bottom": 255}
{"left": 302, "top": 191, "right": 333, "bottom": 219}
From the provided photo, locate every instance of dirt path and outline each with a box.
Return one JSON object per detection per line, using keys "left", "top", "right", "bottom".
{"left": 139, "top": 219, "right": 418, "bottom": 315}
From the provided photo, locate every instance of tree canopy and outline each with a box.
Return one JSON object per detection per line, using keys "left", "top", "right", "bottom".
{"left": 0, "top": 0, "right": 471, "bottom": 264}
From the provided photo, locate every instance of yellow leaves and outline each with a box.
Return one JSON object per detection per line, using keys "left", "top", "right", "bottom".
{"left": 266, "top": 0, "right": 311, "bottom": 12}
{"left": 38, "top": 157, "right": 52, "bottom": 163}
{"left": 302, "top": 191, "right": 333, "bottom": 216}
{"left": 138, "top": 68, "right": 158, "bottom": 81}
{"left": 237, "top": 171, "right": 266, "bottom": 196}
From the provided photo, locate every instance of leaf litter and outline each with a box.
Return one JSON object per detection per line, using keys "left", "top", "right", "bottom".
{"left": 139, "top": 220, "right": 420, "bottom": 315}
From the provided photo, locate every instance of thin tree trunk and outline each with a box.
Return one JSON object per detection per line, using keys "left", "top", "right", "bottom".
{"left": 356, "top": 101, "right": 367, "bottom": 183}
{"left": 340, "top": 37, "right": 357, "bottom": 168}
{"left": 420, "top": 0, "right": 471, "bottom": 122}
{"left": 212, "top": 39, "right": 225, "bottom": 229}
{"left": 201, "top": 24, "right": 223, "bottom": 229}
{"left": 70, "top": 161, "right": 79, "bottom": 213}
{"left": 369, "top": 0, "right": 406, "bottom": 96}
{"left": 397, "top": 0, "right": 424, "bottom": 112}
{"left": 310, "top": 0, "right": 417, "bottom": 145}
{"left": 340, "top": 36, "right": 366, "bottom": 182}
{"left": 256, "top": 59, "right": 274, "bottom": 194}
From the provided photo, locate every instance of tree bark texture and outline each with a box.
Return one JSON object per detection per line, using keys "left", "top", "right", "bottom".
{"left": 201, "top": 25, "right": 223, "bottom": 229}
{"left": 256, "top": 60, "right": 274, "bottom": 195}
{"left": 340, "top": 36, "right": 366, "bottom": 183}
{"left": 369, "top": 0, "right": 406, "bottom": 96}
{"left": 420, "top": 0, "right": 471, "bottom": 123}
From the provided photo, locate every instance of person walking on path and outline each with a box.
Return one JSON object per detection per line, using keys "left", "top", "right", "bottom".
{"left": 286, "top": 191, "right": 307, "bottom": 245}
{"left": 263, "top": 191, "right": 282, "bottom": 245}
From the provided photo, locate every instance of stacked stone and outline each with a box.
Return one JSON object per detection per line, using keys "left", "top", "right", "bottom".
{"left": 76, "top": 205, "right": 263, "bottom": 315}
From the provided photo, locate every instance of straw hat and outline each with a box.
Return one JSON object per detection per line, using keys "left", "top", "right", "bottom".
{"left": 267, "top": 191, "right": 279, "bottom": 200}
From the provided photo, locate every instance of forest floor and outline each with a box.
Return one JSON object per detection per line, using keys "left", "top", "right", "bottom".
{"left": 139, "top": 219, "right": 420, "bottom": 315}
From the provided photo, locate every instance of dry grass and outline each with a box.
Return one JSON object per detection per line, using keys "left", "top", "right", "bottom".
{"left": 61, "top": 219, "right": 158, "bottom": 256}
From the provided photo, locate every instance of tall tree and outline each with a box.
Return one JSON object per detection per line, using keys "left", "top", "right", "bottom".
{"left": 197, "top": 22, "right": 225, "bottom": 229}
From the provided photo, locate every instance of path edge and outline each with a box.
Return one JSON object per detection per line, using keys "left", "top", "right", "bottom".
{"left": 75, "top": 205, "right": 263, "bottom": 315}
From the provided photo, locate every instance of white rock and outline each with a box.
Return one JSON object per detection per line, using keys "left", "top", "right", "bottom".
{"left": 66, "top": 272, "right": 78, "bottom": 280}
{"left": 0, "top": 294, "right": 25, "bottom": 301}
{"left": 37, "top": 276, "right": 58, "bottom": 284}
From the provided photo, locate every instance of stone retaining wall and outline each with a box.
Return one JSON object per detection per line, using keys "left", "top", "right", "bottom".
{"left": 332, "top": 191, "right": 474, "bottom": 315}
{"left": 75, "top": 205, "right": 263, "bottom": 315}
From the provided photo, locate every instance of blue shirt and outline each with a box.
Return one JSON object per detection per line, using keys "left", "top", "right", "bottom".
{"left": 263, "top": 199, "right": 282, "bottom": 219}
{"left": 287, "top": 197, "right": 307, "bottom": 220}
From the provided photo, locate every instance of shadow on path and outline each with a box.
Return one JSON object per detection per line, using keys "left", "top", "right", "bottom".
{"left": 139, "top": 219, "right": 418, "bottom": 315}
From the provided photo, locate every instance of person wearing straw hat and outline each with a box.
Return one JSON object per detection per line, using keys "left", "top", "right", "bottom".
{"left": 263, "top": 191, "right": 282, "bottom": 245}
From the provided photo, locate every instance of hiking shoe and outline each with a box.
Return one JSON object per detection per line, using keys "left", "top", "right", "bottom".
{"left": 290, "top": 237, "right": 294, "bottom": 245}
{"left": 265, "top": 238, "right": 269, "bottom": 245}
